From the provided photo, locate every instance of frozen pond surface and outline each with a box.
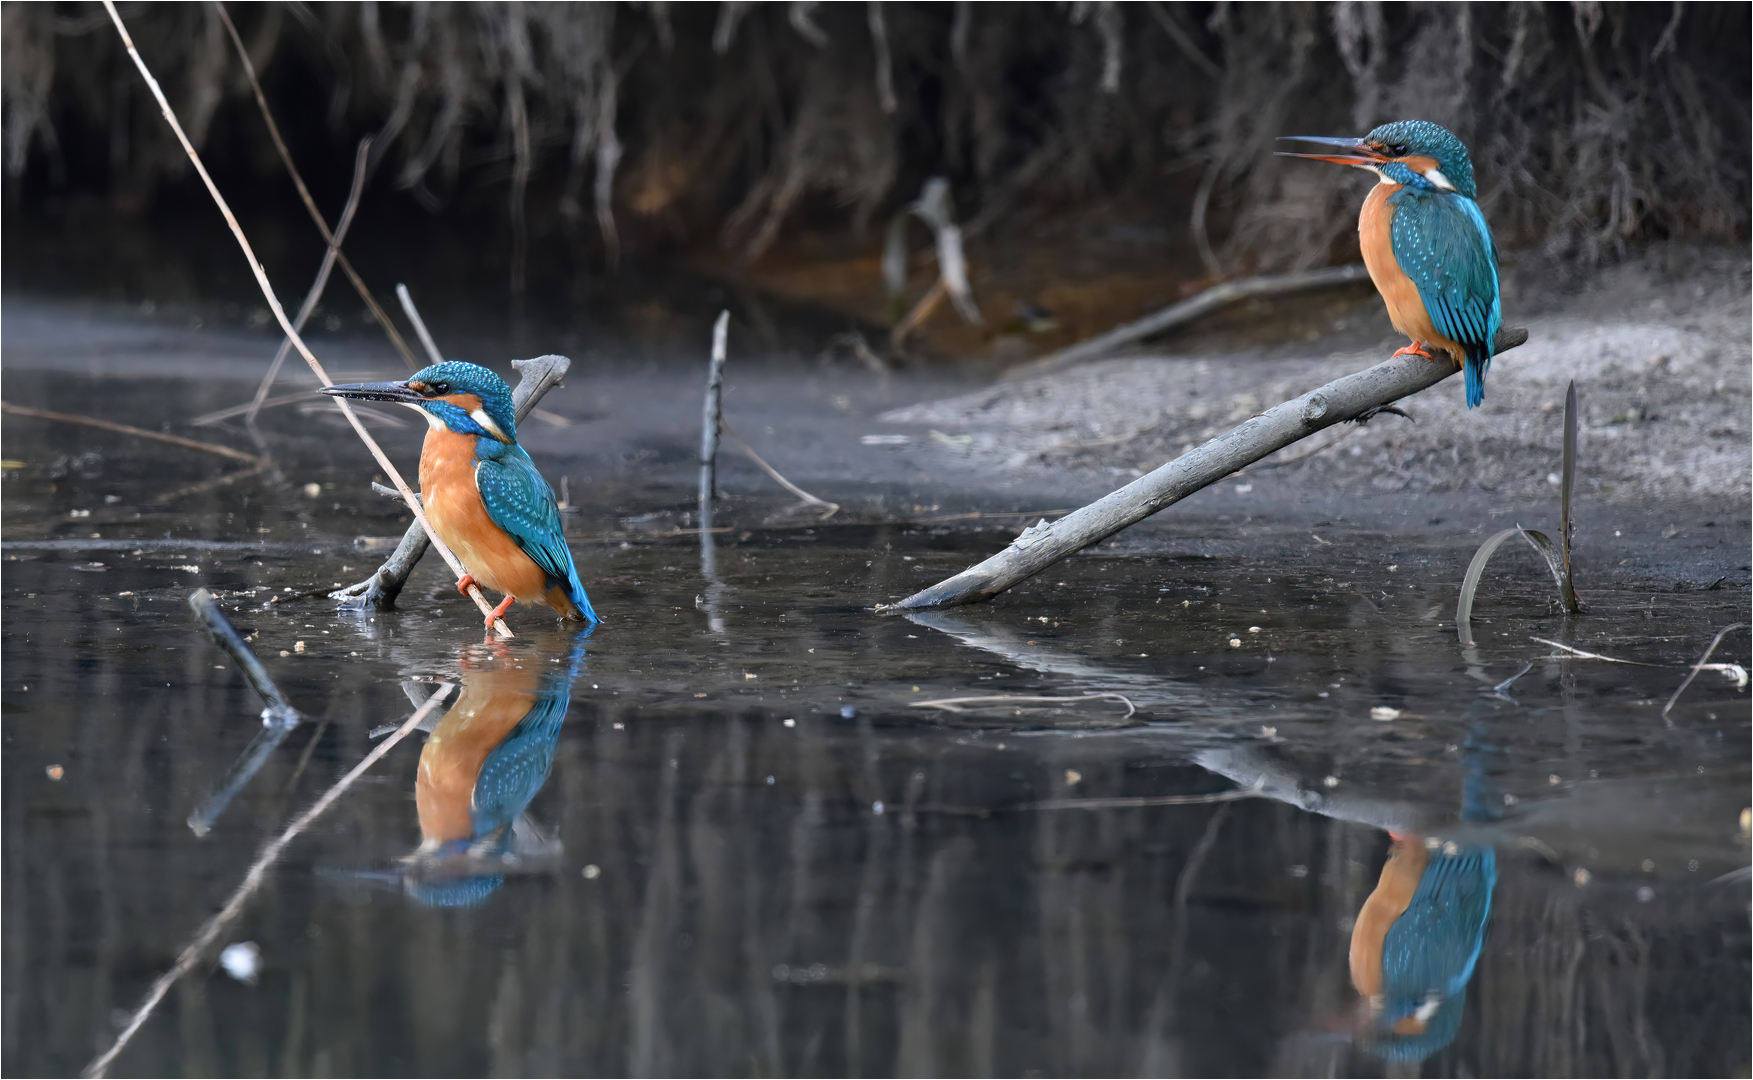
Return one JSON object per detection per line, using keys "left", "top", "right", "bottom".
{"left": 3, "top": 303, "right": 1748, "bottom": 1076}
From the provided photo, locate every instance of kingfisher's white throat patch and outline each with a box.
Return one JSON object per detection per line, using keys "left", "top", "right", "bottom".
{"left": 1420, "top": 167, "right": 1457, "bottom": 191}
{"left": 405, "top": 402, "right": 446, "bottom": 430}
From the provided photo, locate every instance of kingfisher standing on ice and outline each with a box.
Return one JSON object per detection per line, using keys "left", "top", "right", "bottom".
{"left": 1280, "top": 120, "right": 1503, "bottom": 407}
{"left": 323, "top": 361, "right": 599, "bottom": 628}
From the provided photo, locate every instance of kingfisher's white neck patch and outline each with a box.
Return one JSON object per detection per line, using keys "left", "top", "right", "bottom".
{"left": 470, "top": 408, "right": 511, "bottom": 443}
{"left": 1420, "top": 167, "right": 1457, "bottom": 191}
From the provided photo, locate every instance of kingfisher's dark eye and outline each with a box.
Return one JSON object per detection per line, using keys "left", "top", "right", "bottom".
{"left": 1390, "top": 143, "right": 1408, "bottom": 155}
{"left": 429, "top": 382, "right": 450, "bottom": 396}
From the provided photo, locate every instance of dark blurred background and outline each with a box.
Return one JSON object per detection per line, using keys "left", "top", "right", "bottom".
{"left": 4, "top": 1, "right": 1748, "bottom": 361}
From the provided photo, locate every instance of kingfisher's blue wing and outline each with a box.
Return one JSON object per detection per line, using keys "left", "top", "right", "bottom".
{"left": 475, "top": 445, "right": 597, "bottom": 620}
{"left": 469, "top": 680, "right": 570, "bottom": 839}
{"left": 1382, "top": 846, "right": 1496, "bottom": 1002}
{"left": 1389, "top": 188, "right": 1503, "bottom": 407}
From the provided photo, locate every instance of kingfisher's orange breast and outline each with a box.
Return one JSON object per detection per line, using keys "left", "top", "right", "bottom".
{"left": 419, "top": 428, "right": 551, "bottom": 603}
{"left": 1349, "top": 836, "right": 1430, "bottom": 998}
{"left": 415, "top": 664, "right": 541, "bottom": 847}
{"left": 1359, "top": 183, "right": 1466, "bottom": 366}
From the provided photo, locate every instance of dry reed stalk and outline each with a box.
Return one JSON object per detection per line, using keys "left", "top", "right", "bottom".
{"left": 242, "top": 136, "right": 372, "bottom": 424}
{"left": 80, "top": 682, "right": 456, "bottom": 1079}
{"left": 0, "top": 400, "right": 267, "bottom": 466}
{"left": 103, "top": 0, "right": 512, "bottom": 637}
{"left": 213, "top": 2, "right": 421, "bottom": 372}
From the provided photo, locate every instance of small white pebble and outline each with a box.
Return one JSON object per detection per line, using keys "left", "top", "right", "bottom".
{"left": 1228, "top": 637, "right": 1241, "bottom": 648}
{"left": 1386, "top": 564, "right": 1397, "bottom": 572}
{"left": 1370, "top": 707, "right": 1401, "bottom": 721}
{"left": 1322, "top": 775, "right": 1339, "bottom": 788}
{"left": 1636, "top": 886, "right": 1654, "bottom": 902}
{"left": 1248, "top": 626, "right": 1262, "bottom": 633}
{"left": 783, "top": 718, "right": 796, "bottom": 728}
{"left": 1503, "top": 793, "right": 1518, "bottom": 805}
{"left": 220, "top": 942, "right": 261, "bottom": 984}
{"left": 1260, "top": 725, "right": 1276, "bottom": 739}
{"left": 1574, "top": 867, "right": 1592, "bottom": 887}
{"left": 1442, "top": 841, "right": 1459, "bottom": 856}
{"left": 872, "top": 800, "right": 884, "bottom": 815}
{"left": 303, "top": 483, "right": 322, "bottom": 498}
{"left": 1317, "top": 691, "right": 1329, "bottom": 699}
{"left": 1641, "top": 859, "right": 1655, "bottom": 872}
{"left": 765, "top": 775, "right": 775, "bottom": 785}
{"left": 1424, "top": 836, "right": 1442, "bottom": 850}
{"left": 1064, "top": 769, "right": 1082, "bottom": 785}
{"left": 1549, "top": 774, "right": 1561, "bottom": 785}
{"left": 582, "top": 864, "right": 601, "bottom": 879}
{"left": 1546, "top": 472, "right": 1561, "bottom": 486}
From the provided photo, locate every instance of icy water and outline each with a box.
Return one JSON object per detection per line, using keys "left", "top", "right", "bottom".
{"left": 3, "top": 360, "right": 1749, "bottom": 1077}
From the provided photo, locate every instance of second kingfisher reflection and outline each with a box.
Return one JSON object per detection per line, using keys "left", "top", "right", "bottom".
{"left": 1350, "top": 833, "right": 1496, "bottom": 1061}
{"left": 403, "top": 635, "right": 588, "bottom": 907}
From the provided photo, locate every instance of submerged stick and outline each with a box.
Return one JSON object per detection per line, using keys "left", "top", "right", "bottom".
{"left": 329, "top": 355, "right": 572, "bottom": 609}
{"left": 0, "top": 401, "right": 266, "bottom": 466}
{"left": 885, "top": 327, "right": 1527, "bottom": 611}
{"left": 104, "top": 1, "right": 510, "bottom": 636}
{"left": 81, "top": 683, "right": 454, "bottom": 1079}
{"left": 185, "top": 588, "right": 302, "bottom": 836}
{"left": 1006, "top": 264, "right": 1373, "bottom": 380}
{"left": 242, "top": 136, "right": 372, "bottom": 425}
{"left": 214, "top": 3, "right": 421, "bottom": 372}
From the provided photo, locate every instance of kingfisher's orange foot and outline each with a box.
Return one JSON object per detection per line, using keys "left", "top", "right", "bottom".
{"left": 1391, "top": 342, "right": 1438, "bottom": 360}
{"left": 455, "top": 574, "right": 477, "bottom": 597}
{"left": 483, "top": 594, "right": 516, "bottom": 629}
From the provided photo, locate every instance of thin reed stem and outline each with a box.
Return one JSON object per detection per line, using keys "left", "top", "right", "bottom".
{"left": 213, "top": 2, "right": 421, "bottom": 371}
{"left": 103, "top": 1, "right": 512, "bottom": 637}
{"left": 0, "top": 400, "right": 266, "bottom": 465}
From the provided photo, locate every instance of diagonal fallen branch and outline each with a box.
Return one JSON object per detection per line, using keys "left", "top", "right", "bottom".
{"left": 81, "top": 681, "right": 455, "bottom": 1079}
{"left": 0, "top": 400, "right": 267, "bottom": 466}
{"left": 883, "top": 326, "right": 1528, "bottom": 611}
{"left": 105, "top": 0, "right": 510, "bottom": 637}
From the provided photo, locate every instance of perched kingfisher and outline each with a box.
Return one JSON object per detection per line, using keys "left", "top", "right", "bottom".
{"left": 1349, "top": 834, "right": 1496, "bottom": 1060}
{"left": 322, "top": 361, "right": 598, "bottom": 627}
{"left": 1280, "top": 120, "right": 1503, "bottom": 407}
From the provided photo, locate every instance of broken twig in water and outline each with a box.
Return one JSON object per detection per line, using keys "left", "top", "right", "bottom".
{"left": 722, "top": 425, "right": 840, "bottom": 519}
{"left": 185, "top": 589, "right": 302, "bottom": 836}
{"left": 911, "top": 692, "right": 1136, "bottom": 718}
{"left": 213, "top": 2, "right": 421, "bottom": 372}
{"left": 1662, "top": 623, "right": 1748, "bottom": 726}
{"left": 0, "top": 401, "right": 267, "bottom": 466}
{"left": 884, "top": 326, "right": 1528, "bottom": 611}
{"left": 104, "top": 0, "right": 509, "bottom": 635}
{"left": 1007, "top": 264, "right": 1373, "bottom": 380}
{"left": 329, "top": 355, "right": 572, "bottom": 610}
{"left": 81, "top": 682, "right": 454, "bottom": 1079}
{"left": 700, "top": 310, "right": 731, "bottom": 508}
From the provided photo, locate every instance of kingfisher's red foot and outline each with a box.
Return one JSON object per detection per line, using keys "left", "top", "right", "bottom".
{"left": 455, "top": 574, "right": 477, "bottom": 598}
{"left": 483, "top": 594, "right": 516, "bottom": 629}
{"left": 1391, "top": 342, "right": 1438, "bottom": 360}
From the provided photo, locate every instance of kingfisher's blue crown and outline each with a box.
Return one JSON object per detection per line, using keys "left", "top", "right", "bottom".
{"left": 408, "top": 361, "right": 518, "bottom": 442}
{"left": 1363, "top": 120, "right": 1477, "bottom": 199}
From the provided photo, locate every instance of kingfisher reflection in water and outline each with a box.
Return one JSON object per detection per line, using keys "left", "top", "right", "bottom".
{"left": 398, "top": 632, "right": 589, "bottom": 907}
{"left": 1349, "top": 701, "right": 1500, "bottom": 1062}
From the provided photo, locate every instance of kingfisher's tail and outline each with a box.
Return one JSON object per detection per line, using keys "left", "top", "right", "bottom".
{"left": 565, "top": 563, "right": 600, "bottom": 624}
{"left": 1463, "top": 347, "right": 1490, "bottom": 409}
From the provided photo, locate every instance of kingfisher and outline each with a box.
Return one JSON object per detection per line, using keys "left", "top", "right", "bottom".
{"left": 1280, "top": 119, "right": 1503, "bottom": 407}
{"left": 322, "top": 361, "right": 598, "bottom": 628}
{"left": 1349, "top": 833, "right": 1496, "bottom": 1060}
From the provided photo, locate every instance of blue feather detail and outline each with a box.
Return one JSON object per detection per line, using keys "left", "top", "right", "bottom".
{"left": 474, "top": 441, "right": 599, "bottom": 622}
{"left": 1387, "top": 180, "right": 1502, "bottom": 408}
{"left": 1382, "top": 847, "right": 1496, "bottom": 1004}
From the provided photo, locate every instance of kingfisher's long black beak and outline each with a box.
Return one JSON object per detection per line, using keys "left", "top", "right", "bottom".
{"left": 320, "top": 380, "right": 428, "bottom": 405}
{"left": 1275, "top": 135, "right": 1386, "bottom": 168}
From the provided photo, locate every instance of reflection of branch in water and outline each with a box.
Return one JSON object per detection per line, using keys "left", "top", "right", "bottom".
{"left": 912, "top": 693, "right": 1136, "bottom": 718}
{"left": 85, "top": 683, "right": 455, "bottom": 1079}
{"left": 185, "top": 588, "right": 303, "bottom": 836}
